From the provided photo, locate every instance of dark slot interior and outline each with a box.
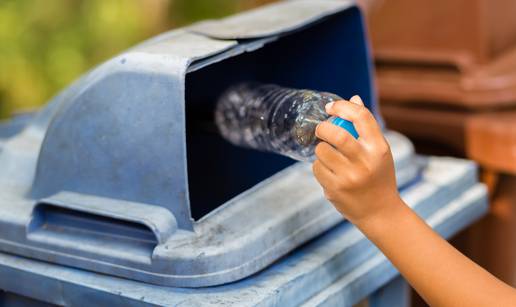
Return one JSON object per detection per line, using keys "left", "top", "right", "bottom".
{"left": 185, "top": 7, "right": 373, "bottom": 220}
{"left": 30, "top": 204, "right": 158, "bottom": 245}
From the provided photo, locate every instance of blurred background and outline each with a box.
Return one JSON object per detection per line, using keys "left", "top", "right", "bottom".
{"left": 0, "top": 0, "right": 276, "bottom": 119}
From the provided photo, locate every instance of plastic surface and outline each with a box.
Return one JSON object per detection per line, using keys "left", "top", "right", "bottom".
{"left": 0, "top": 0, "right": 416, "bottom": 287}
{"left": 215, "top": 82, "right": 358, "bottom": 161}
{"left": 0, "top": 157, "right": 487, "bottom": 306}
{"left": 331, "top": 116, "right": 359, "bottom": 138}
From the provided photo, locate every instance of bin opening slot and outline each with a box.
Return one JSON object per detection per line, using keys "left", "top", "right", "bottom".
{"left": 185, "top": 8, "right": 371, "bottom": 221}
{"left": 28, "top": 203, "right": 158, "bottom": 258}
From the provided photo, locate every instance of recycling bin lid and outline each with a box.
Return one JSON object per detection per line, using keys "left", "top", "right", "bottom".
{"left": 0, "top": 0, "right": 420, "bottom": 287}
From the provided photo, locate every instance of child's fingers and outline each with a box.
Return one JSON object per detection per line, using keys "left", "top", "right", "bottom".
{"left": 314, "top": 142, "right": 350, "bottom": 174}
{"left": 312, "top": 159, "right": 337, "bottom": 190}
{"left": 316, "top": 121, "right": 363, "bottom": 160}
{"left": 325, "top": 99, "right": 383, "bottom": 142}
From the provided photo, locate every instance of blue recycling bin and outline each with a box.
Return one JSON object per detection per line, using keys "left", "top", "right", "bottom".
{"left": 0, "top": 157, "right": 488, "bottom": 306}
{"left": 0, "top": 1, "right": 487, "bottom": 305}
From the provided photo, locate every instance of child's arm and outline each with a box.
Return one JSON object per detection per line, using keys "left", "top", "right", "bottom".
{"left": 313, "top": 96, "right": 516, "bottom": 307}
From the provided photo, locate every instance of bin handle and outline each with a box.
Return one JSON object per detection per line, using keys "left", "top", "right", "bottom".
{"left": 26, "top": 192, "right": 177, "bottom": 262}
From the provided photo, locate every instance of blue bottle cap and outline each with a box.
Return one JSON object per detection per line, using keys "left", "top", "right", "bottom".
{"left": 331, "top": 117, "right": 359, "bottom": 139}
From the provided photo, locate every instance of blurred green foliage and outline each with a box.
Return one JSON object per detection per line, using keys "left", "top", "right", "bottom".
{"left": 0, "top": 0, "right": 275, "bottom": 119}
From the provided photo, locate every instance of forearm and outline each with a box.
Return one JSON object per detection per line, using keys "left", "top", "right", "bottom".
{"left": 356, "top": 198, "right": 516, "bottom": 307}
{"left": 313, "top": 98, "right": 516, "bottom": 305}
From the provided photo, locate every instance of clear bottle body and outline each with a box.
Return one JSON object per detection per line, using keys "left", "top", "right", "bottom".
{"left": 215, "top": 82, "right": 344, "bottom": 161}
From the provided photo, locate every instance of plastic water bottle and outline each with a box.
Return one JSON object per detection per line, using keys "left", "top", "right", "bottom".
{"left": 215, "top": 82, "right": 359, "bottom": 161}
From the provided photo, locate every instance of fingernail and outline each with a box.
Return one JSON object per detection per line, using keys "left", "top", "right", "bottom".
{"left": 325, "top": 102, "right": 334, "bottom": 112}
{"left": 350, "top": 95, "right": 363, "bottom": 105}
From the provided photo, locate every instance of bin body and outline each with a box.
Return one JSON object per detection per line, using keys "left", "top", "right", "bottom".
{"left": 0, "top": 157, "right": 489, "bottom": 306}
{"left": 0, "top": 0, "right": 424, "bottom": 287}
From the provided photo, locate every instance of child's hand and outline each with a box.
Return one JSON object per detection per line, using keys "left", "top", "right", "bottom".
{"left": 315, "top": 96, "right": 516, "bottom": 307}
{"left": 313, "top": 95, "right": 401, "bottom": 227}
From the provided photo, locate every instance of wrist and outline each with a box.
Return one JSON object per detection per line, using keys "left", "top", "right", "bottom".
{"left": 353, "top": 193, "right": 409, "bottom": 236}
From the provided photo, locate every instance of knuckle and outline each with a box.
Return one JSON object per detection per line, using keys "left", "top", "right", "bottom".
{"left": 346, "top": 173, "right": 366, "bottom": 188}
{"left": 323, "top": 190, "right": 336, "bottom": 202}
{"left": 363, "top": 164, "right": 374, "bottom": 178}
{"left": 314, "top": 143, "right": 322, "bottom": 158}
{"left": 315, "top": 122, "right": 324, "bottom": 137}
{"left": 312, "top": 159, "right": 321, "bottom": 173}
{"left": 356, "top": 106, "right": 370, "bottom": 119}
{"left": 332, "top": 101, "right": 347, "bottom": 116}
{"left": 335, "top": 178, "right": 349, "bottom": 191}
{"left": 312, "top": 161, "right": 322, "bottom": 178}
{"left": 346, "top": 176, "right": 358, "bottom": 188}
{"left": 321, "top": 120, "right": 332, "bottom": 129}
{"left": 334, "top": 132, "right": 349, "bottom": 148}
{"left": 314, "top": 143, "right": 326, "bottom": 157}
{"left": 334, "top": 100, "right": 346, "bottom": 109}
{"left": 317, "top": 122, "right": 331, "bottom": 137}
{"left": 377, "top": 140, "right": 391, "bottom": 156}
{"left": 311, "top": 161, "right": 318, "bottom": 173}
